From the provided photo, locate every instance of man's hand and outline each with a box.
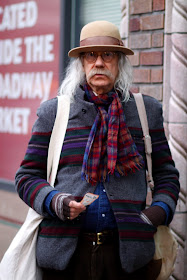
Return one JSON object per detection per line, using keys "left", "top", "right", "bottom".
{"left": 51, "top": 194, "right": 86, "bottom": 221}
{"left": 142, "top": 206, "right": 166, "bottom": 227}
{"left": 68, "top": 201, "right": 86, "bottom": 220}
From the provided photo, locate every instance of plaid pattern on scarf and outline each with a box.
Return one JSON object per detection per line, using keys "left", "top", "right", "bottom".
{"left": 81, "top": 84, "right": 144, "bottom": 185}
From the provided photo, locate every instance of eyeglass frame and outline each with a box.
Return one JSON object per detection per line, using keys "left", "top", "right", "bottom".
{"left": 81, "top": 51, "right": 119, "bottom": 63}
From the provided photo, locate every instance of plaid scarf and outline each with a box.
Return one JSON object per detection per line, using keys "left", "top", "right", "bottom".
{"left": 81, "top": 84, "right": 144, "bottom": 185}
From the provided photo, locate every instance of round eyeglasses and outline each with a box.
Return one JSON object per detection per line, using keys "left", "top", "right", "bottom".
{"left": 82, "top": 51, "right": 117, "bottom": 63}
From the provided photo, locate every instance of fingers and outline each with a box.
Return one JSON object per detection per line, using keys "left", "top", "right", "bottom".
{"left": 68, "top": 201, "right": 86, "bottom": 220}
{"left": 69, "top": 201, "right": 85, "bottom": 209}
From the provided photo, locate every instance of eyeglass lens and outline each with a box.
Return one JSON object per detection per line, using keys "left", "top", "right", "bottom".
{"left": 83, "top": 52, "right": 116, "bottom": 63}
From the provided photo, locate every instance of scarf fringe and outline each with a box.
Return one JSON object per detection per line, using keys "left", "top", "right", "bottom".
{"left": 81, "top": 160, "right": 144, "bottom": 186}
{"left": 116, "top": 161, "right": 143, "bottom": 176}
{"left": 81, "top": 173, "right": 109, "bottom": 186}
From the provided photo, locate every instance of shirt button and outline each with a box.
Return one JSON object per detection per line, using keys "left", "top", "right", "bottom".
{"left": 102, "top": 214, "right": 105, "bottom": 217}
{"left": 82, "top": 109, "right": 87, "bottom": 114}
{"left": 103, "top": 189, "right": 106, "bottom": 192}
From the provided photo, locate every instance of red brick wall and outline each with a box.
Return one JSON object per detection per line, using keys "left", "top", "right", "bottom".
{"left": 128, "top": 0, "right": 165, "bottom": 100}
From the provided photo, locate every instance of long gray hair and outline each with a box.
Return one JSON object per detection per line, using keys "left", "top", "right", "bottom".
{"left": 58, "top": 53, "right": 133, "bottom": 102}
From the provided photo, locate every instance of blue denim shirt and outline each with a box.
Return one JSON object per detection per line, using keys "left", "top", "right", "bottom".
{"left": 82, "top": 182, "right": 117, "bottom": 232}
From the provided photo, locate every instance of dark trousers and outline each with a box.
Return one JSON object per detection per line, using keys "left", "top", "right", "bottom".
{"left": 42, "top": 233, "right": 161, "bottom": 280}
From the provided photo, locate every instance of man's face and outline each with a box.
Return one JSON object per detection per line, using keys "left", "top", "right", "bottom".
{"left": 82, "top": 51, "right": 119, "bottom": 96}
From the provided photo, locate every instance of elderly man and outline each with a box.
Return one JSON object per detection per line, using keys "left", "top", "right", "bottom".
{"left": 15, "top": 21, "right": 180, "bottom": 280}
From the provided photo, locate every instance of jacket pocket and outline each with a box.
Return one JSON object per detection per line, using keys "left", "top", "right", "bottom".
{"left": 115, "top": 210, "right": 157, "bottom": 242}
{"left": 116, "top": 210, "right": 157, "bottom": 273}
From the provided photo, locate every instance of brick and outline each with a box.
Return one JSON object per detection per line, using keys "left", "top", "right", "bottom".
{"left": 140, "top": 14, "right": 164, "bottom": 30}
{"left": 129, "top": 33, "right": 151, "bottom": 49}
{"left": 153, "top": 0, "right": 165, "bottom": 11}
{"left": 172, "top": 244, "right": 185, "bottom": 280}
{"left": 130, "top": 0, "right": 152, "bottom": 15}
{"left": 163, "top": 122, "right": 169, "bottom": 139}
{"left": 128, "top": 52, "right": 139, "bottom": 66}
{"left": 130, "top": 86, "right": 139, "bottom": 93}
{"left": 152, "top": 33, "right": 164, "bottom": 47}
{"left": 140, "top": 51, "right": 163, "bottom": 65}
{"left": 151, "top": 68, "right": 163, "bottom": 83}
{"left": 139, "top": 85, "right": 163, "bottom": 100}
{"left": 129, "top": 17, "right": 140, "bottom": 32}
{"left": 133, "top": 68, "right": 151, "bottom": 83}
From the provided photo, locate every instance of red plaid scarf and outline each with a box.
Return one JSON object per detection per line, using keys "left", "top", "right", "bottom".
{"left": 81, "top": 84, "right": 143, "bottom": 185}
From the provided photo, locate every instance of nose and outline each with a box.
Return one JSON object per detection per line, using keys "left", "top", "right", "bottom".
{"left": 94, "top": 55, "right": 105, "bottom": 67}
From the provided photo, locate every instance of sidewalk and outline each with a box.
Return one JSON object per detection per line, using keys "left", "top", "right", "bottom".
{"left": 0, "top": 190, "right": 28, "bottom": 260}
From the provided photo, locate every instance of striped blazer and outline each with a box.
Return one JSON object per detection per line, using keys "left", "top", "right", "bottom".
{"left": 15, "top": 88, "right": 180, "bottom": 273}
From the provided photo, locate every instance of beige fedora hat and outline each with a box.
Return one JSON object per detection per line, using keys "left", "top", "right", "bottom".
{"left": 68, "top": 20, "right": 134, "bottom": 57}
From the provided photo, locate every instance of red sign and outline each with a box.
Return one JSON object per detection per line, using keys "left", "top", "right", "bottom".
{"left": 0, "top": 0, "right": 61, "bottom": 181}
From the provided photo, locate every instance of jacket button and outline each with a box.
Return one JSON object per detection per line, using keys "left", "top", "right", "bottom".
{"left": 82, "top": 109, "right": 87, "bottom": 114}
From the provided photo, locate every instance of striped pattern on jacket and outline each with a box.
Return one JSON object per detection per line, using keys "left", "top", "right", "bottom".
{"left": 15, "top": 88, "right": 180, "bottom": 272}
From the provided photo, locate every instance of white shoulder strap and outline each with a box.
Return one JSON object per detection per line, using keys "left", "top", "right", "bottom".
{"left": 133, "top": 93, "right": 154, "bottom": 191}
{"left": 47, "top": 95, "right": 70, "bottom": 187}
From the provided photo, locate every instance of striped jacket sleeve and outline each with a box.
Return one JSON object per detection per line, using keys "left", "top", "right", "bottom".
{"left": 15, "top": 98, "right": 58, "bottom": 217}
{"left": 145, "top": 96, "right": 180, "bottom": 223}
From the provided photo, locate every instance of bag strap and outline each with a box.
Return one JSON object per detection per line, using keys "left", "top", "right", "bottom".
{"left": 133, "top": 93, "right": 154, "bottom": 191}
{"left": 47, "top": 95, "right": 70, "bottom": 187}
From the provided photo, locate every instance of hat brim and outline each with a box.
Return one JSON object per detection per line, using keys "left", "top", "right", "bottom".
{"left": 68, "top": 45, "right": 134, "bottom": 57}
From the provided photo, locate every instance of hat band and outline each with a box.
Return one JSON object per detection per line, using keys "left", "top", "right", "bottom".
{"left": 80, "top": 36, "right": 124, "bottom": 47}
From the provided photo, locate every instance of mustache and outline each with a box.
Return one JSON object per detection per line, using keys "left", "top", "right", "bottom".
{"left": 87, "top": 69, "right": 115, "bottom": 80}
